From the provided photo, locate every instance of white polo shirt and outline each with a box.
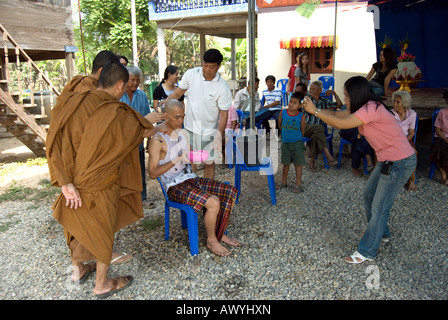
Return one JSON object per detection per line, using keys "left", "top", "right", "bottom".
{"left": 178, "top": 67, "right": 232, "bottom": 135}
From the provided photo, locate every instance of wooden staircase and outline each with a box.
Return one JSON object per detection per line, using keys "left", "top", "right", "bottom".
{"left": 0, "top": 23, "right": 61, "bottom": 158}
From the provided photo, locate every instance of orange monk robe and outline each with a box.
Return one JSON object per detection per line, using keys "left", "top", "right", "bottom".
{"left": 61, "top": 75, "right": 98, "bottom": 93}
{"left": 46, "top": 90, "right": 153, "bottom": 265}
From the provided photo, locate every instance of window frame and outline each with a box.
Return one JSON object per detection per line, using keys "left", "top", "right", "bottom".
{"left": 292, "top": 47, "right": 334, "bottom": 74}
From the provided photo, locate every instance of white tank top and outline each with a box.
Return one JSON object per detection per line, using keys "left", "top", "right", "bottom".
{"left": 157, "top": 131, "right": 197, "bottom": 190}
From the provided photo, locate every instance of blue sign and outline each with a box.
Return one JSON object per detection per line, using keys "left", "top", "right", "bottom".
{"left": 65, "top": 45, "right": 78, "bottom": 53}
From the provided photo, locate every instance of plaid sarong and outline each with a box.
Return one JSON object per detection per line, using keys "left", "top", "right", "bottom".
{"left": 167, "top": 178, "right": 238, "bottom": 241}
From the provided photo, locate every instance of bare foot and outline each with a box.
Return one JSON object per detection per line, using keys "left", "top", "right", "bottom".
{"left": 408, "top": 181, "right": 417, "bottom": 191}
{"left": 207, "top": 239, "right": 232, "bottom": 257}
{"left": 221, "top": 234, "right": 240, "bottom": 247}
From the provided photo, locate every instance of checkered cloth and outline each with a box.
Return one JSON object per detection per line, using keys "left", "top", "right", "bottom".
{"left": 167, "top": 178, "right": 238, "bottom": 241}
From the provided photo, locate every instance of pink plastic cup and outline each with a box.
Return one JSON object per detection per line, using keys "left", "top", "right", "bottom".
{"left": 188, "top": 150, "right": 209, "bottom": 162}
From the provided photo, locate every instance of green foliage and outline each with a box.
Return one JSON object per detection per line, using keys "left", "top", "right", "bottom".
{"left": 74, "top": 0, "right": 158, "bottom": 75}
{"left": 0, "top": 180, "right": 59, "bottom": 203}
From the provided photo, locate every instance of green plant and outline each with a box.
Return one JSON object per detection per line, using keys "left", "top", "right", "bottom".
{"left": 142, "top": 216, "right": 163, "bottom": 231}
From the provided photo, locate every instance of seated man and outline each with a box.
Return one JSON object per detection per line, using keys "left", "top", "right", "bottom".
{"left": 245, "top": 75, "right": 282, "bottom": 135}
{"left": 303, "top": 80, "right": 342, "bottom": 171}
{"left": 234, "top": 78, "right": 261, "bottom": 123}
{"left": 147, "top": 100, "right": 240, "bottom": 257}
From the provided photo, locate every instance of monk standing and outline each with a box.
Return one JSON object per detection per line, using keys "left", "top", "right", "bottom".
{"left": 46, "top": 61, "right": 165, "bottom": 298}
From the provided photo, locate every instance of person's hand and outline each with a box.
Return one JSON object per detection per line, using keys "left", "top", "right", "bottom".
{"left": 145, "top": 112, "right": 166, "bottom": 124}
{"left": 61, "top": 183, "right": 82, "bottom": 209}
{"left": 172, "top": 150, "right": 190, "bottom": 165}
{"left": 155, "top": 122, "right": 168, "bottom": 134}
{"left": 325, "top": 89, "right": 335, "bottom": 97}
{"left": 302, "top": 96, "right": 317, "bottom": 114}
{"left": 212, "top": 134, "right": 223, "bottom": 156}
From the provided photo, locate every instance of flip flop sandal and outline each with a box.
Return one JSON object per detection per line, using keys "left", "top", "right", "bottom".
{"left": 95, "top": 275, "right": 134, "bottom": 299}
{"left": 276, "top": 183, "right": 288, "bottom": 190}
{"left": 290, "top": 185, "right": 304, "bottom": 193}
{"left": 345, "top": 251, "right": 373, "bottom": 264}
{"left": 73, "top": 262, "right": 96, "bottom": 285}
{"left": 111, "top": 252, "right": 132, "bottom": 265}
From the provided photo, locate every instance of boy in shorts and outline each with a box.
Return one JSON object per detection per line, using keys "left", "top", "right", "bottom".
{"left": 277, "top": 92, "right": 306, "bottom": 193}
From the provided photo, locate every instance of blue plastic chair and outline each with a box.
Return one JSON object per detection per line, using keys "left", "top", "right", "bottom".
{"left": 157, "top": 177, "right": 199, "bottom": 256}
{"left": 336, "top": 138, "right": 370, "bottom": 175}
{"left": 429, "top": 109, "right": 441, "bottom": 179}
{"left": 277, "top": 78, "right": 289, "bottom": 106}
{"left": 318, "top": 75, "right": 335, "bottom": 101}
{"left": 225, "top": 130, "right": 276, "bottom": 205}
{"left": 302, "top": 124, "right": 334, "bottom": 169}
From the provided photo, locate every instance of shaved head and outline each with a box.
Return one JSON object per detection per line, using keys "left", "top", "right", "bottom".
{"left": 165, "top": 99, "right": 184, "bottom": 114}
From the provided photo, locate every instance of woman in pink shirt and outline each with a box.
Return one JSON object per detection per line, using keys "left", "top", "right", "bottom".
{"left": 303, "top": 76, "right": 416, "bottom": 264}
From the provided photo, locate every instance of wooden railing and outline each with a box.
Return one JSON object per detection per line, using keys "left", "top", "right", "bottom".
{"left": 1, "top": 22, "right": 61, "bottom": 120}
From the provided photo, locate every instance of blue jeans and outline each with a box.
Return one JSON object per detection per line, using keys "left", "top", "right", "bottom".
{"left": 358, "top": 153, "right": 417, "bottom": 259}
{"left": 369, "top": 80, "right": 384, "bottom": 97}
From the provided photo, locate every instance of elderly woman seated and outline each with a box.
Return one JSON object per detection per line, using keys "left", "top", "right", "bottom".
{"left": 392, "top": 90, "right": 418, "bottom": 190}
{"left": 430, "top": 90, "right": 448, "bottom": 185}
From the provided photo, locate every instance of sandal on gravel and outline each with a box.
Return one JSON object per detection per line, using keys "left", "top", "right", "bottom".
{"left": 95, "top": 275, "right": 134, "bottom": 299}
{"left": 73, "top": 262, "right": 96, "bottom": 285}
{"left": 111, "top": 252, "right": 132, "bottom": 265}
{"left": 290, "top": 185, "right": 304, "bottom": 193}
{"left": 328, "top": 159, "right": 338, "bottom": 167}
{"left": 345, "top": 251, "right": 373, "bottom": 264}
{"left": 276, "top": 183, "right": 288, "bottom": 190}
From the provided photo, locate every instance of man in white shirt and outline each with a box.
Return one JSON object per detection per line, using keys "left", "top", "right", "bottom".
{"left": 234, "top": 78, "right": 261, "bottom": 124}
{"left": 165, "top": 49, "right": 232, "bottom": 179}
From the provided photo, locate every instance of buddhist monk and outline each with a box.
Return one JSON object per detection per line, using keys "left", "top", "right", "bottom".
{"left": 46, "top": 60, "right": 166, "bottom": 298}
{"left": 61, "top": 50, "right": 119, "bottom": 93}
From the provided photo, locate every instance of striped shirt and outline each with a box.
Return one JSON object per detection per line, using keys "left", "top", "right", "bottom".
{"left": 262, "top": 88, "right": 282, "bottom": 111}
{"left": 304, "top": 94, "right": 336, "bottom": 125}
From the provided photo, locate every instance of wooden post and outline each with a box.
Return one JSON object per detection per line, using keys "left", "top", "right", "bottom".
{"left": 65, "top": 52, "right": 75, "bottom": 82}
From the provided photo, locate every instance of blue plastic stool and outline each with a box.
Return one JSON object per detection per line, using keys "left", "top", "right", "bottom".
{"left": 157, "top": 177, "right": 199, "bottom": 256}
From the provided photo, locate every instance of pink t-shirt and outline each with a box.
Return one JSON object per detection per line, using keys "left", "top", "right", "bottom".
{"left": 434, "top": 108, "right": 448, "bottom": 139}
{"left": 354, "top": 101, "right": 415, "bottom": 162}
{"left": 225, "top": 105, "right": 238, "bottom": 130}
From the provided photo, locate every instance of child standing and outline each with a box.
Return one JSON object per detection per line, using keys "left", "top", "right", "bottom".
{"left": 277, "top": 92, "right": 306, "bottom": 193}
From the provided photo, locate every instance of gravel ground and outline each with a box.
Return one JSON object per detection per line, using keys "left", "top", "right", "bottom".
{"left": 0, "top": 136, "right": 447, "bottom": 303}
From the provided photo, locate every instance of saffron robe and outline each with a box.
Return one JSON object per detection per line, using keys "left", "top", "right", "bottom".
{"left": 46, "top": 90, "right": 153, "bottom": 265}
{"left": 61, "top": 75, "right": 98, "bottom": 93}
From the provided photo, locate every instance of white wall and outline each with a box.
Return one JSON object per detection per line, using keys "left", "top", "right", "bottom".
{"left": 257, "top": 2, "right": 377, "bottom": 98}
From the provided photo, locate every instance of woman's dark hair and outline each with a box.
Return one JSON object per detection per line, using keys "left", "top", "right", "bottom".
{"left": 344, "top": 76, "right": 391, "bottom": 114}
{"left": 160, "top": 65, "right": 179, "bottom": 85}
{"left": 298, "top": 52, "right": 310, "bottom": 75}
{"left": 381, "top": 47, "right": 396, "bottom": 70}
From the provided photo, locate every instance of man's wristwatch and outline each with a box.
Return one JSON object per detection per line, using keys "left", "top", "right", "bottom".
{"left": 314, "top": 109, "right": 320, "bottom": 117}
